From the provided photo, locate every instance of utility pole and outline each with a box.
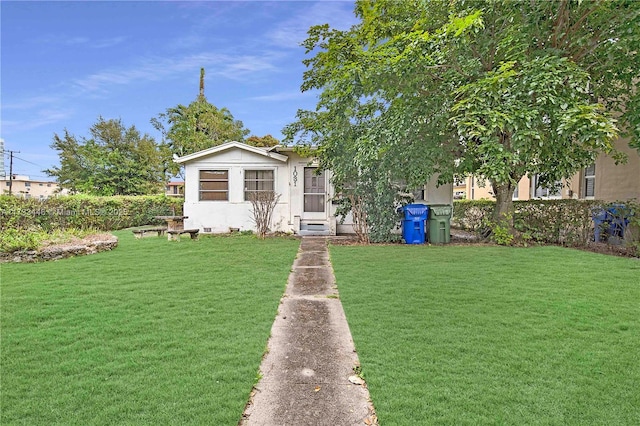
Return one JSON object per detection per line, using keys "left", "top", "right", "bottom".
{"left": 199, "top": 68, "right": 205, "bottom": 99}
{"left": 7, "top": 150, "right": 19, "bottom": 195}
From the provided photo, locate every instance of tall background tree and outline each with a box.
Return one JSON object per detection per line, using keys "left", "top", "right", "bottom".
{"left": 285, "top": 0, "right": 639, "bottom": 238}
{"left": 46, "top": 117, "right": 166, "bottom": 195}
{"left": 152, "top": 68, "right": 250, "bottom": 177}
{"left": 245, "top": 134, "right": 280, "bottom": 147}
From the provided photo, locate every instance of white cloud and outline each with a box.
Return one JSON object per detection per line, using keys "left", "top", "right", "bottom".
{"left": 72, "top": 51, "right": 281, "bottom": 94}
{"left": 1, "top": 108, "right": 75, "bottom": 133}
{"left": 267, "top": 1, "right": 357, "bottom": 49}
{"left": 248, "top": 90, "right": 309, "bottom": 102}
{"left": 2, "top": 95, "right": 63, "bottom": 110}
{"left": 92, "top": 36, "right": 128, "bottom": 49}
{"left": 38, "top": 35, "right": 127, "bottom": 49}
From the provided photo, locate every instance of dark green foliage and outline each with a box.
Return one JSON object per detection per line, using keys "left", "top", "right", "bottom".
{"left": 286, "top": 0, "right": 640, "bottom": 231}
{"left": 152, "top": 91, "right": 249, "bottom": 177}
{"left": 46, "top": 117, "right": 167, "bottom": 195}
{"left": 453, "top": 199, "right": 639, "bottom": 253}
{"left": 451, "top": 199, "right": 496, "bottom": 233}
{"left": 0, "top": 195, "right": 182, "bottom": 233}
{"left": 245, "top": 134, "right": 280, "bottom": 147}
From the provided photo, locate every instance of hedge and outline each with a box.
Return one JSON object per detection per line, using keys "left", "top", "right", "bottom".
{"left": 453, "top": 199, "right": 639, "bottom": 249}
{"left": 0, "top": 195, "right": 183, "bottom": 232}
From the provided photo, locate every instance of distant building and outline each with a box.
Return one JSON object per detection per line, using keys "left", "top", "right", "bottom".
{"left": 456, "top": 137, "right": 640, "bottom": 202}
{"left": 165, "top": 181, "right": 184, "bottom": 197}
{"left": 1, "top": 175, "right": 68, "bottom": 199}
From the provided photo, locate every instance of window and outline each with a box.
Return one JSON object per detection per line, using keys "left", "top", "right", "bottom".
{"left": 513, "top": 184, "right": 519, "bottom": 200}
{"left": 532, "top": 174, "right": 561, "bottom": 199}
{"left": 244, "top": 170, "right": 274, "bottom": 200}
{"left": 583, "top": 164, "right": 595, "bottom": 198}
{"left": 304, "top": 168, "right": 326, "bottom": 212}
{"left": 39, "top": 183, "right": 43, "bottom": 186}
{"left": 24, "top": 182, "right": 31, "bottom": 187}
{"left": 199, "top": 170, "right": 228, "bottom": 201}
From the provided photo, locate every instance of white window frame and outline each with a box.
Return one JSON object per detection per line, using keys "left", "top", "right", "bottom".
{"left": 583, "top": 164, "right": 595, "bottom": 199}
{"left": 531, "top": 174, "right": 562, "bottom": 199}
{"left": 244, "top": 169, "right": 275, "bottom": 201}
{"left": 199, "top": 169, "right": 229, "bottom": 201}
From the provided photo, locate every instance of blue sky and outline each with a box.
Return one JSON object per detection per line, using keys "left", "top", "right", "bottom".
{"left": 1, "top": 1, "right": 358, "bottom": 180}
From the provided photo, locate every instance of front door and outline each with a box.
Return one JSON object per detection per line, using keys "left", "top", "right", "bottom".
{"left": 302, "top": 167, "right": 327, "bottom": 220}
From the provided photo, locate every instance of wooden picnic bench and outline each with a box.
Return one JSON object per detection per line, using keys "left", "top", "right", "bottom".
{"left": 167, "top": 228, "right": 200, "bottom": 241}
{"left": 132, "top": 227, "right": 167, "bottom": 238}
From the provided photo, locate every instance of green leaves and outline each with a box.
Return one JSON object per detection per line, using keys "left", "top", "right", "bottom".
{"left": 152, "top": 95, "right": 249, "bottom": 177}
{"left": 47, "top": 118, "right": 166, "bottom": 196}
{"left": 286, "top": 0, "right": 638, "bottom": 238}
{"left": 451, "top": 55, "right": 620, "bottom": 190}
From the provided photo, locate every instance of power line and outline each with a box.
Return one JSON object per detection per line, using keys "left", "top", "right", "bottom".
{"left": 11, "top": 154, "right": 47, "bottom": 169}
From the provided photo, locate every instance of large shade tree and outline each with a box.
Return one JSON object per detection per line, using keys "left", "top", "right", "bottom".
{"left": 152, "top": 68, "right": 250, "bottom": 177}
{"left": 285, "top": 0, "right": 639, "bottom": 235}
{"left": 46, "top": 117, "right": 166, "bottom": 195}
{"left": 246, "top": 134, "right": 280, "bottom": 147}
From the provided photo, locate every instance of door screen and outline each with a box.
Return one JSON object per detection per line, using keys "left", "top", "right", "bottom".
{"left": 304, "top": 168, "right": 325, "bottom": 212}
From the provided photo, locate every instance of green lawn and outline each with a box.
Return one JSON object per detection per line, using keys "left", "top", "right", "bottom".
{"left": 331, "top": 245, "right": 640, "bottom": 425}
{"left": 1, "top": 231, "right": 299, "bottom": 425}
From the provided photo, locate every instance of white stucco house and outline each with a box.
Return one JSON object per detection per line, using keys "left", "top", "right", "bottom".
{"left": 175, "top": 141, "right": 452, "bottom": 236}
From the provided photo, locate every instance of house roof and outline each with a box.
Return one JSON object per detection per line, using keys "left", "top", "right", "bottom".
{"left": 174, "top": 141, "right": 289, "bottom": 164}
{"left": 268, "top": 145, "right": 318, "bottom": 154}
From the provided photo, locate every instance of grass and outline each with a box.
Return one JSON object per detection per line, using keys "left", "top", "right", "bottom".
{"left": 1, "top": 231, "right": 299, "bottom": 425}
{"left": 330, "top": 245, "right": 640, "bottom": 425}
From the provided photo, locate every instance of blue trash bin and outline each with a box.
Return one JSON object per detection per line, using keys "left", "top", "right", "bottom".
{"left": 592, "top": 204, "right": 632, "bottom": 243}
{"left": 607, "top": 204, "right": 631, "bottom": 242}
{"left": 592, "top": 207, "right": 609, "bottom": 242}
{"left": 402, "top": 204, "right": 429, "bottom": 244}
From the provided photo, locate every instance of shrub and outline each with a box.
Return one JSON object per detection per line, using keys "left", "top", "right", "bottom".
{"left": 0, "top": 195, "right": 183, "bottom": 232}
{"left": 451, "top": 200, "right": 495, "bottom": 233}
{"left": 0, "top": 228, "right": 97, "bottom": 253}
{"left": 453, "top": 199, "right": 638, "bottom": 254}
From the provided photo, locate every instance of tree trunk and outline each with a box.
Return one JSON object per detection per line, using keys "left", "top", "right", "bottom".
{"left": 492, "top": 182, "right": 516, "bottom": 224}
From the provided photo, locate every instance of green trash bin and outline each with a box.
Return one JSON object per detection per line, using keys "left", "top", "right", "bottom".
{"left": 428, "top": 204, "right": 452, "bottom": 244}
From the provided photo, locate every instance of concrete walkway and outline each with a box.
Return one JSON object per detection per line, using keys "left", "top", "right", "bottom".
{"left": 241, "top": 237, "right": 377, "bottom": 425}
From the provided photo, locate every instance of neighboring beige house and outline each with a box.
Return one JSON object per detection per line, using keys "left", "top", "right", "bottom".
{"left": 458, "top": 137, "right": 640, "bottom": 202}
{"left": 1, "top": 175, "right": 67, "bottom": 199}
{"left": 165, "top": 181, "right": 184, "bottom": 197}
{"left": 176, "top": 141, "right": 453, "bottom": 236}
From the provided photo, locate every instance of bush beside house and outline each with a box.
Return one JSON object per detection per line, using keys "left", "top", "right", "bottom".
{"left": 453, "top": 199, "right": 639, "bottom": 255}
{"left": 0, "top": 195, "right": 183, "bottom": 252}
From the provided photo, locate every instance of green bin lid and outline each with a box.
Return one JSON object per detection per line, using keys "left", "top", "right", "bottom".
{"left": 430, "top": 205, "right": 452, "bottom": 216}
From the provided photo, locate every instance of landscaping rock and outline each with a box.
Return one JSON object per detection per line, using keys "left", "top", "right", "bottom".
{"left": 0, "top": 234, "right": 118, "bottom": 263}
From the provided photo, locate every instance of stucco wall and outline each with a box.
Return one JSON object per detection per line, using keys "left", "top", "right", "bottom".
{"left": 183, "top": 149, "right": 292, "bottom": 233}
{"left": 181, "top": 145, "right": 456, "bottom": 235}
{"left": 424, "top": 177, "right": 454, "bottom": 205}
{"left": 595, "top": 137, "right": 640, "bottom": 202}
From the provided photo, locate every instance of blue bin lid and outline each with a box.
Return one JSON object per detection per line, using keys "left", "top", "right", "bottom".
{"left": 404, "top": 204, "right": 428, "bottom": 218}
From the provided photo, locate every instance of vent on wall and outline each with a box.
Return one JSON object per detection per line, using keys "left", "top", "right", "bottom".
{"left": 203, "top": 227, "right": 212, "bottom": 233}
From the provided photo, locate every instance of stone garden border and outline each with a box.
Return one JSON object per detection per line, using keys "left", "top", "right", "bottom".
{"left": 0, "top": 234, "right": 118, "bottom": 263}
